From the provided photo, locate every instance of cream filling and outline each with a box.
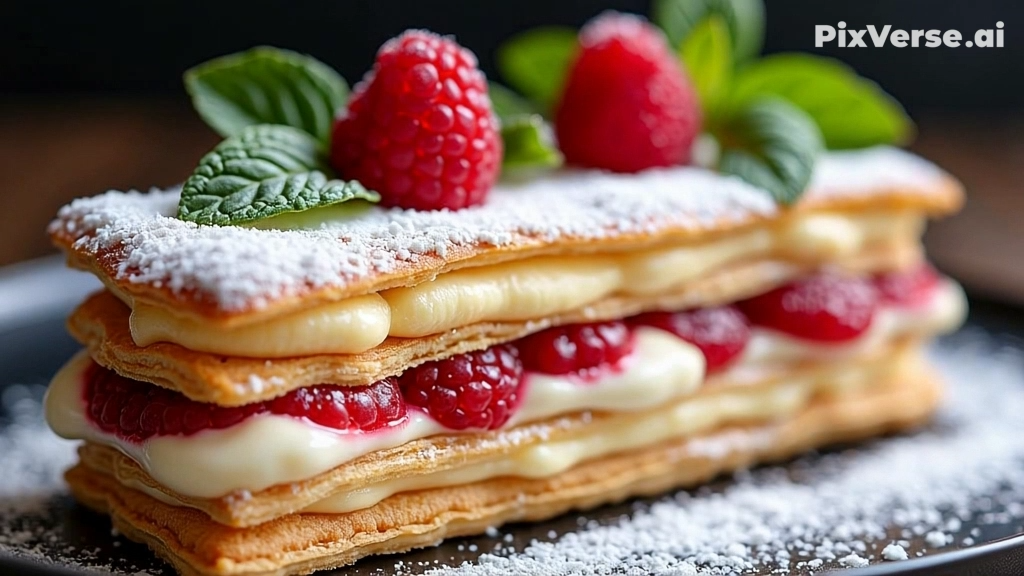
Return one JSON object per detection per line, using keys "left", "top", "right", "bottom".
{"left": 129, "top": 211, "right": 924, "bottom": 357}
{"left": 46, "top": 281, "right": 964, "bottom": 502}
{"left": 132, "top": 294, "right": 391, "bottom": 356}
{"left": 728, "top": 279, "right": 967, "bottom": 381}
{"left": 46, "top": 328, "right": 704, "bottom": 498}
{"left": 302, "top": 364, "right": 887, "bottom": 514}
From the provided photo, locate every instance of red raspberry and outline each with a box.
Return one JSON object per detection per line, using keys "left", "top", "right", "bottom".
{"left": 84, "top": 364, "right": 407, "bottom": 442}
{"left": 738, "top": 275, "right": 879, "bottom": 342}
{"left": 330, "top": 30, "right": 502, "bottom": 210}
{"left": 631, "top": 306, "right": 750, "bottom": 373}
{"left": 874, "top": 264, "right": 940, "bottom": 307}
{"left": 399, "top": 344, "right": 523, "bottom": 430}
{"left": 84, "top": 364, "right": 264, "bottom": 443}
{"left": 268, "top": 379, "right": 406, "bottom": 431}
{"left": 554, "top": 12, "right": 701, "bottom": 173}
{"left": 517, "top": 321, "right": 634, "bottom": 375}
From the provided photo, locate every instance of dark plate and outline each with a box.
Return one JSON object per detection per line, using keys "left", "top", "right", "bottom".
{"left": 1, "top": 257, "right": 1023, "bottom": 576}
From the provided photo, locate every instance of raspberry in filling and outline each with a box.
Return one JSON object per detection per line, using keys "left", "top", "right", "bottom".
{"left": 738, "top": 274, "right": 879, "bottom": 342}
{"left": 399, "top": 344, "right": 523, "bottom": 430}
{"left": 874, "top": 264, "right": 940, "bottom": 307}
{"left": 517, "top": 321, "right": 634, "bottom": 376}
{"left": 267, "top": 378, "right": 406, "bottom": 431}
{"left": 631, "top": 306, "right": 750, "bottom": 372}
{"left": 83, "top": 364, "right": 407, "bottom": 442}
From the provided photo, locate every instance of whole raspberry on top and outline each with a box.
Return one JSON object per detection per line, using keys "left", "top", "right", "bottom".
{"left": 331, "top": 30, "right": 502, "bottom": 211}
{"left": 555, "top": 12, "right": 701, "bottom": 173}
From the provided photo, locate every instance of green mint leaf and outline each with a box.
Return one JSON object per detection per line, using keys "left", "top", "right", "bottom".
{"left": 489, "top": 82, "right": 542, "bottom": 119}
{"left": 679, "top": 15, "right": 733, "bottom": 117}
{"left": 501, "top": 114, "right": 563, "bottom": 171}
{"left": 728, "top": 53, "right": 912, "bottom": 149}
{"left": 652, "top": 0, "right": 764, "bottom": 65}
{"left": 489, "top": 82, "right": 562, "bottom": 171}
{"left": 177, "top": 125, "right": 379, "bottom": 226}
{"left": 717, "top": 98, "right": 823, "bottom": 205}
{"left": 184, "top": 46, "right": 348, "bottom": 145}
{"left": 496, "top": 26, "right": 578, "bottom": 113}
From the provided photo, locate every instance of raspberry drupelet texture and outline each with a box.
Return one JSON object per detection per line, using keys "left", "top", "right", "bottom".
{"left": 268, "top": 379, "right": 407, "bottom": 431}
{"left": 555, "top": 12, "right": 701, "bottom": 173}
{"left": 517, "top": 321, "right": 634, "bottom": 375}
{"left": 84, "top": 364, "right": 407, "bottom": 442}
{"left": 874, "top": 264, "right": 940, "bottom": 306}
{"left": 399, "top": 344, "right": 524, "bottom": 430}
{"left": 330, "top": 30, "right": 502, "bottom": 211}
{"left": 739, "top": 275, "right": 879, "bottom": 342}
{"left": 632, "top": 306, "right": 750, "bottom": 372}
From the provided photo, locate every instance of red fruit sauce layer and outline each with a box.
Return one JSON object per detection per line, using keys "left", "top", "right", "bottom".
{"left": 83, "top": 268, "right": 939, "bottom": 442}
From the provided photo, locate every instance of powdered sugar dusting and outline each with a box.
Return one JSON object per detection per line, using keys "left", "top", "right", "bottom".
{"left": 50, "top": 147, "right": 946, "bottom": 312}
{"left": 811, "top": 147, "right": 945, "bottom": 197}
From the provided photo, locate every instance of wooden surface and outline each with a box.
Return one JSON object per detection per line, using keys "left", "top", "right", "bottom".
{"left": 1, "top": 102, "right": 1021, "bottom": 302}
{"left": 913, "top": 114, "right": 1024, "bottom": 304}
{"left": 0, "top": 99, "right": 218, "bottom": 267}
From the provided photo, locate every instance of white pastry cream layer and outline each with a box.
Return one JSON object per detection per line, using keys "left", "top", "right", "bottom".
{"left": 47, "top": 328, "right": 704, "bottom": 498}
{"left": 45, "top": 280, "right": 965, "bottom": 502}
{"left": 130, "top": 209, "right": 924, "bottom": 357}
{"left": 303, "top": 365, "right": 892, "bottom": 514}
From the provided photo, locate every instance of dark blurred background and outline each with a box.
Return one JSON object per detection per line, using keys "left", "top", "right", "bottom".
{"left": 2, "top": 0, "right": 1023, "bottom": 299}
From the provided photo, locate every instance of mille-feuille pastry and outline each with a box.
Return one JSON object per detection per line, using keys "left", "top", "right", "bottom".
{"left": 44, "top": 12, "right": 966, "bottom": 576}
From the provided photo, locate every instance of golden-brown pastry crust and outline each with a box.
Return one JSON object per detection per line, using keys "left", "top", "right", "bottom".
{"left": 74, "top": 338, "right": 922, "bottom": 528}
{"left": 65, "top": 371, "right": 941, "bottom": 576}
{"left": 51, "top": 176, "right": 962, "bottom": 326}
{"left": 70, "top": 240, "right": 921, "bottom": 403}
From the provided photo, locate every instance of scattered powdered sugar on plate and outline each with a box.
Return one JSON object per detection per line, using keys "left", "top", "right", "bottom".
{"left": 925, "top": 530, "right": 949, "bottom": 548}
{"left": 882, "top": 543, "right": 909, "bottom": 561}
{"left": 49, "top": 147, "right": 944, "bottom": 312}
{"left": 837, "top": 553, "right": 870, "bottom": 568}
{"left": 3, "top": 330, "right": 1023, "bottom": 575}
{"left": 0, "top": 386, "right": 166, "bottom": 574}
{"left": 0, "top": 384, "right": 77, "bottom": 499}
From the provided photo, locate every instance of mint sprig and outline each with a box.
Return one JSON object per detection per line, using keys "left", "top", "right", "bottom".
{"left": 489, "top": 81, "right": 543, "bottom": 118}
{"left": 185, "top": 46, "right": 348, "bottom": 145}
{"left": 665, "top": 2, "right": 911, "bottom": 203}
{"left": 500, "top": 115, "right": 564, "bottom": 171}
{"left": 653, "top": 0, "right": 764, "bottom": 66}
{"left": 496, "top": 27, "right": 578, "bottom": 114}
{"left": 728, "top": 53, "right": 913, "bottom": 149}
{"left": 718, "top": 98, "right": 822, "bottom": 205}
{"left": 178, "top": 125, "right": 378, "bottom": 226}
{"left": 489, "top": 82, "right": 563, "bottom": 172}
{"left": 679, "top": 15, "right": 732, "bottom": 118}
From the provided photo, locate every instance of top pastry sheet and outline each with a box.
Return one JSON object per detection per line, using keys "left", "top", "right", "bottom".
{"left": 49, "top": 147, "right": 962, "bottom": 322}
